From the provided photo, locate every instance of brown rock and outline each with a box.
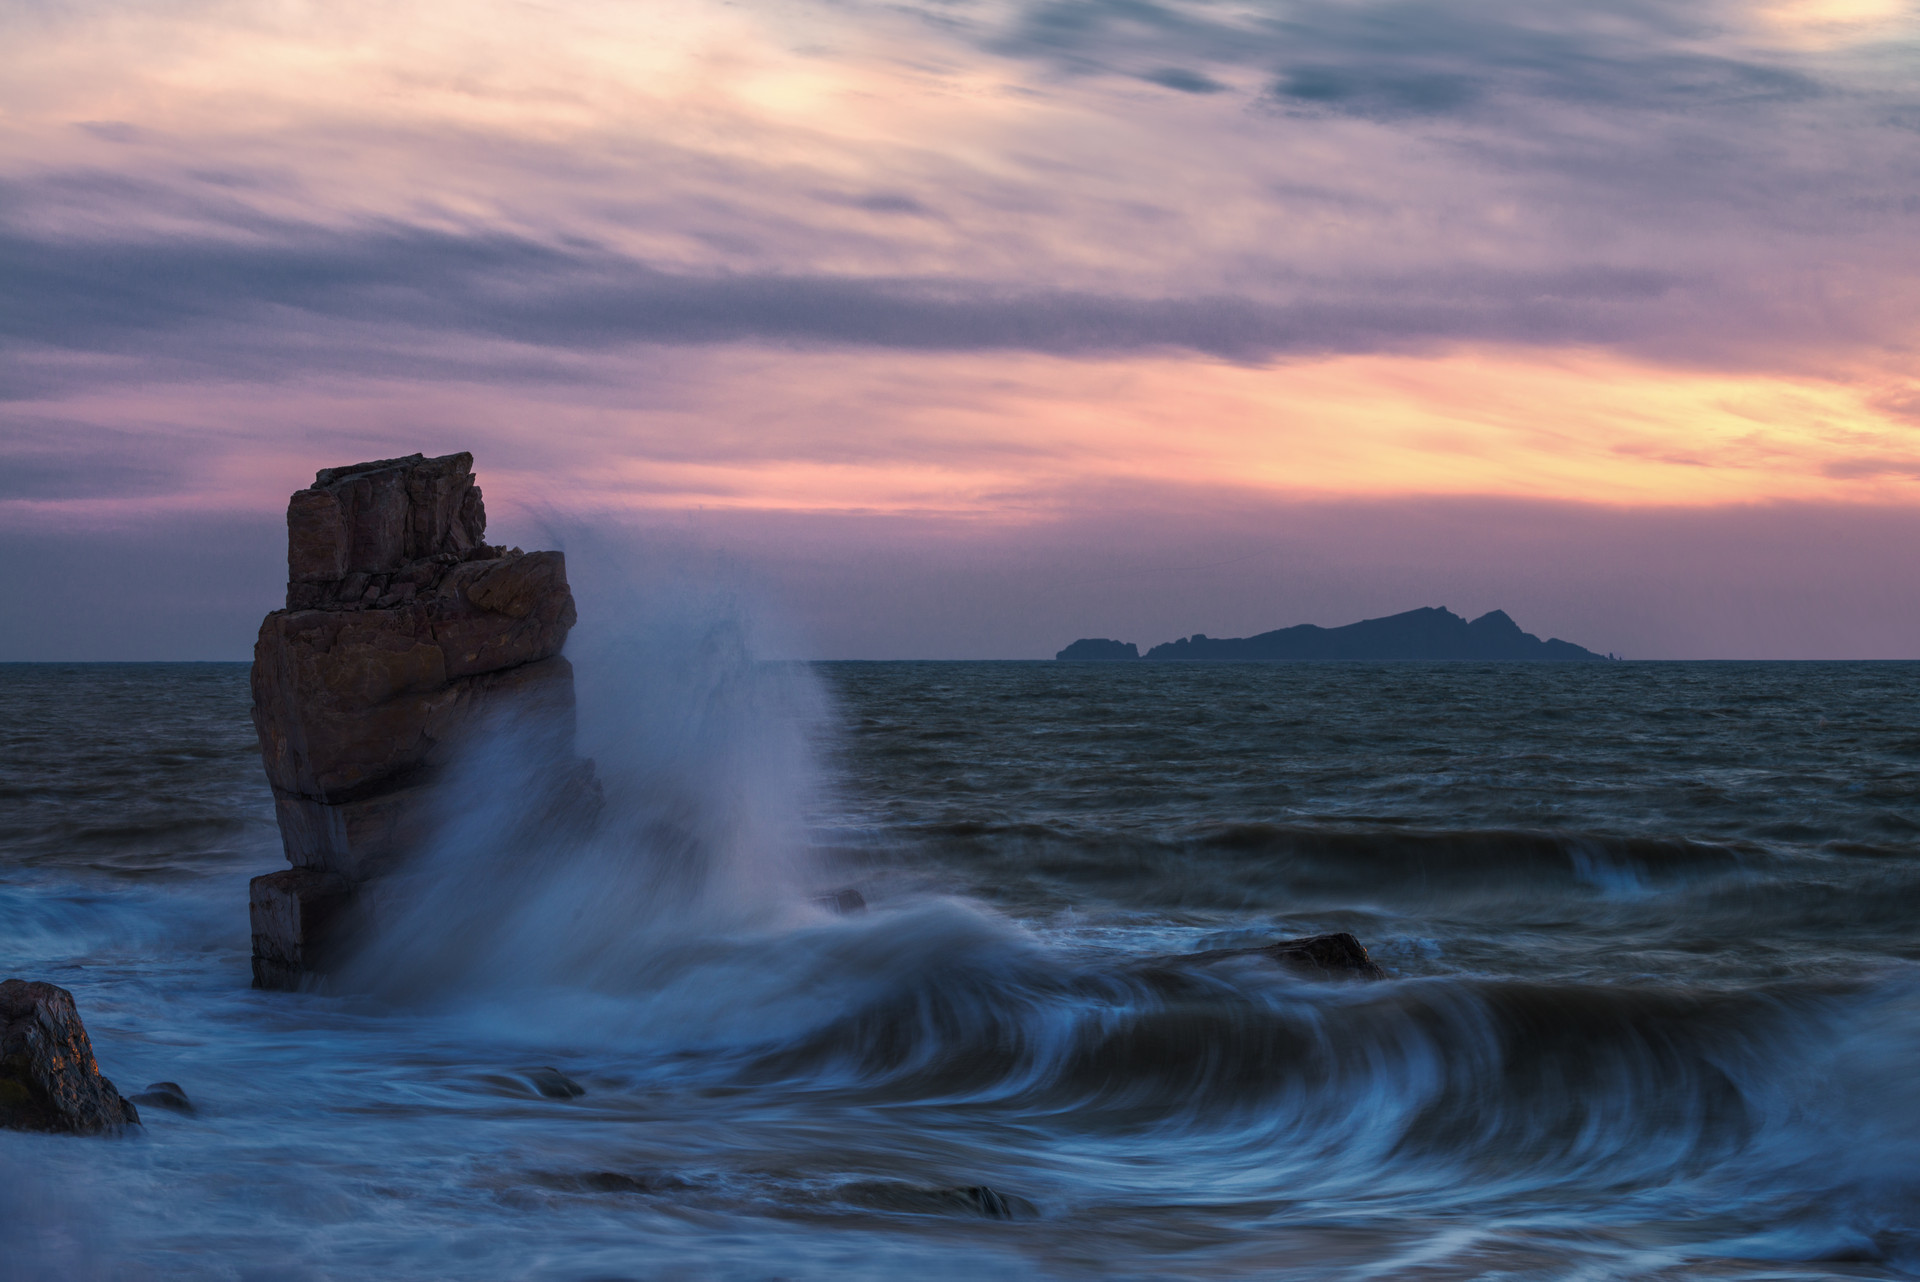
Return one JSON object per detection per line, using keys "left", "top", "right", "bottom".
{"left": 463, "top": 550, "right": 566, "bottom": 620}
{"left": 433, "top": 554, "right": 578, "bottom": 680}
{"left": 287, "top": 487, "right": 350, "bottom": 583}
{"left": 249, "top": 452, "right": 595, "bottom": 989}
{"left": 288, "top": 453, "right": 487, "bottom": 590}
{"left": 249, "top": 868, "right": 353, "bottom": 990}
{"left": 271, "top": 779, "right": 442, "bottom": 883}
{"left": 251, "top": 618, "right": 577, "bottom": 803}
{"left": 251, "top": 608, "right": 451, "bottom": 801}
{"left": 0, "top": 980, "right": 140, "bottom": 1134}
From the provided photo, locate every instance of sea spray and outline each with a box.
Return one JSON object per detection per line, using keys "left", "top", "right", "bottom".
{"left": 342, "top": 536, "right": 836, "bottom": 1006}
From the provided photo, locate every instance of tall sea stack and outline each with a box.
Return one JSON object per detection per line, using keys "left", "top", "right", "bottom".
{"left": 248, "top": 452, "right": 594, "bottom": 990}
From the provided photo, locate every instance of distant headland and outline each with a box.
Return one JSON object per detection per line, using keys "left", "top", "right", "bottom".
{"left": 1057, "top": 607, "right": 1613, "bottom": 663}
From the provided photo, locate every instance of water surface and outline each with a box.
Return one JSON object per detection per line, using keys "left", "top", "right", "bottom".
{"left": 3, "top": 659, "right": 1917, "bottom": 1280}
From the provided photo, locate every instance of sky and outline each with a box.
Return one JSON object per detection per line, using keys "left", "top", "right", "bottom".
{"left": 2, "top": 0, "right": 1918, "bottom": 659}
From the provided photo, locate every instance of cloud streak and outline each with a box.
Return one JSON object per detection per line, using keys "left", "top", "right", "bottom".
{"left": 1, "top": 0, "right": 1917, "bottom": 656}
{"left": 0, "top": 418, "right": 195, "bottom": 501}
{"left": 2, "top": 0, "right": 1913, "bottom": 377}
{"left": 0, "top": 209, "right": 1701, "bottom": 377}
{"left": 991, "top": 0, "right": 1836, "bottom": 116}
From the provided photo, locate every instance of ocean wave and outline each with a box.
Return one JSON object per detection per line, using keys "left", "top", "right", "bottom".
{"left": 898, "top": 818, "right": 1773, "bottom": 910}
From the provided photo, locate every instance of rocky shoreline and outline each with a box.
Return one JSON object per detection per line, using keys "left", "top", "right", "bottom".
{"left": 2, "top": 451, "right": 1386, "bottom": 1155}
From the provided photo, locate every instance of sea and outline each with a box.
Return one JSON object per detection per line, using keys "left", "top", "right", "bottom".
{"left": 3, "top": 653, "right": 1920, "bottom": 1280}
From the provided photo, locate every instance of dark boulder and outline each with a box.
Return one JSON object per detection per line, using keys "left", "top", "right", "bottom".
{"left": 128, "top": 1081, "right": 194, "bottom": 1113}
{"left": 0, "top": 980, "right": 140, "bottom": 1135}
{"left": 1168, "top": 932, "right": 1387, "bottom": 980}
{"left": 955, "top": 1185, "right": 1025, "bottom": 1220}
{"left": 525, "top": 1067, "right": 585, "bottom": 1099}
{"left": 249, "top": 867, "right": 353, "bottom": 991}
{"left": 814, "top": 887, "right": 867, "bottom": 914}
{"left": 569, "top": 1170, "right": 694, "bottom": 1195}
{"left": 840, "top": 1181, "right": 1034, "bottom": 1219}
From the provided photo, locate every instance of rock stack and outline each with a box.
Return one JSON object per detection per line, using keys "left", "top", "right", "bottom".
{"left": 249, "top": 452, "right": 594, "bottom": 990}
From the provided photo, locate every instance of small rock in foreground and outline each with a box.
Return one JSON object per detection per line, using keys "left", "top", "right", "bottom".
{"left": 129, "top": 1081, "right": 194, "bottom": 1113}
{"left": 0, "top": 980, "right": 141, "bottom": 1135}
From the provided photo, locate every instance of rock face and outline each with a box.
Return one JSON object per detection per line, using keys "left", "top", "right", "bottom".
{"left": 248, "top": 866, "right": 354, "bottom": 991}
{"left": 249, "top": 452, "right": 595, "bottom": 990}
{"left": 0, "top": 980, "right": 140, "bottom": 1134}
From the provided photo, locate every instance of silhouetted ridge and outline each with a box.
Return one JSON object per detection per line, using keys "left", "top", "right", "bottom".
{"left": 1057, "top": 608, "right": 1609, "bottom": 663}
{"left": 1055, "top": 638, "right": 1140, "bottom": 661}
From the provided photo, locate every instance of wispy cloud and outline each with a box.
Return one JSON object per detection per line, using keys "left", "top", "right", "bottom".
{"left": 0, "top": 417, "right": 198, "bottom": 501}
{"left": 0, "top": 207, "right": 1701, "bottom": 379}
{"left": 2, "top": 0, "right": 1913, "bottom": 382}
{"left": 988, "top": 0, "right": 1834, "bottom": 117}
{"left": 2, "top": 0, "right": 1918, "bottom": 658}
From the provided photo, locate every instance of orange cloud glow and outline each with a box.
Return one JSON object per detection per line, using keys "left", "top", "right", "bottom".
{"left": 14, "top": 344, "right": 1915, "bottom": 529}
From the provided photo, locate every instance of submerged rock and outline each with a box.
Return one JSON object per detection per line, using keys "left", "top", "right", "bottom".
{"left": 814, "top": 887, "right": 867, "bottom": 914}
{"left": 249, "top": 452, "right": 599, "bottom": 989}
{"left": 1171, "top": 931, "right": 1387, "bottom": 980}
{"left": 525, "top": 1067, "right": 585, "bottom": 1099}
{"left": 568, "top": 1169, "right": 694, "bottom": 1195}
{"left": 128, "top": 1081, "right": 194, "bottom": 1114}
{"left": 0, "top": 980, "right": 140, "bottom": 1135}
{"left": 955, "top": 1185, "right": 1024, "bottom": 1220}
{"left": 840, "top": 1180, "right": 1034, "bottom": 1220}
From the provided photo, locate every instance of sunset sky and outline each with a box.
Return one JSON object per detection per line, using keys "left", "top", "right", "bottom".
{"left": 4, "top": 0, "right": 1918, "bottom": 658}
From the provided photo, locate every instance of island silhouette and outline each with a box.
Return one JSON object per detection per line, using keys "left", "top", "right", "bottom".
{"left": 1057, "top": 607, "right": 1611, "bottom": 662}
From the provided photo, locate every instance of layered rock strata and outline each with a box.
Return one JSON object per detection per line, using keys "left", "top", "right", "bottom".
{"left": 249, "top": 452, "right": 594, "bottom": 990}
{"left": 0, "top": 979, "right": 141, "bottom": 1134}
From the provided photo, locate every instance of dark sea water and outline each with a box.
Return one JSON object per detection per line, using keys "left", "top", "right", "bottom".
{"left": 4, "top": 657, "right": 1920, "bottom": 1280}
